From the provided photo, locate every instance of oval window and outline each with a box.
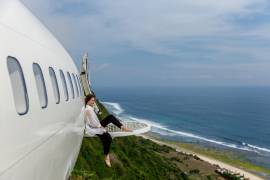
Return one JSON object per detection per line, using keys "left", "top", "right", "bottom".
{"left": 7, "top": 56, "right": 29, "bottom": 115}
{"left": 60, "top": 70, "right": 69, "bottom": 101}
{"left": 33, "top": 63, "right": 48, "bottom": 109}
{"left": 67, "top": 72, "right": 74, "bottom": 99}
{"left": 49, "top": 67, "right": 60, "bottom": 104}
{"left": 72, "top": 73, "right": 79, "bottom": 97}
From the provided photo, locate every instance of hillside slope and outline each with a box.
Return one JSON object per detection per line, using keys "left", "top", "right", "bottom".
{"left": 71, "top": 136, "right": 226, "bottom": 180}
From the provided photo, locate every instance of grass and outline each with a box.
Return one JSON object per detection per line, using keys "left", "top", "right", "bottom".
{"left": 164, "top": 139, "right": 270, "bottom": 177}
{"left": 70, "top": 136, "right": 189, "bottom": 180}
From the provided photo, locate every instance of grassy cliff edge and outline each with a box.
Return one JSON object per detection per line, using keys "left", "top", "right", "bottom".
{"left": 71, "top": 136, "right": 230, "bottom": 180}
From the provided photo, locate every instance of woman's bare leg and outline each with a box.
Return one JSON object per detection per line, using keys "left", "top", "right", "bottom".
{"left": 105, "top": 154, "right": 111, "bottom": 167}
{"left": 97, "top": 132, "right": 112, "bottom": 167}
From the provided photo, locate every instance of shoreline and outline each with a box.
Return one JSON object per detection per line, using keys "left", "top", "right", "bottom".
{"left": 138, "top": 134, "right": 265, "bottom": 180}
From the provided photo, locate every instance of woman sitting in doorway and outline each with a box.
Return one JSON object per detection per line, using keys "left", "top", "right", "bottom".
{"left": 84, "top": 94, "right": 131, "bottom": 167}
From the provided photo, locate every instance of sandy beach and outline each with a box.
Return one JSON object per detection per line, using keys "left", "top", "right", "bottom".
{"left": 138, "top": 134, "right": 264, "bottom": 180}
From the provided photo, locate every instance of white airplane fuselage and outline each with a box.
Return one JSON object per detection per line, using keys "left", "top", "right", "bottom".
{"left": 0, "top": 0, "right": 85, "bottom": 179}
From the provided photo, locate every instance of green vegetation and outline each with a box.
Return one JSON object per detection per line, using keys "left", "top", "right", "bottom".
{"left": 95, "top": 99, "right": 110, "bottom": 120}
{"left": 215, "top": 171, "right": 241, "bottom": 180}
{"left": 71, "top": 136, "right": 184, "bottom": 180}
{"left": 165, "top": 139, "right": 270, "bottom": 176}
{"left": 189, "top": 169, "right": 200, "bottom": 174}
{"left": 70, "top": 136, "right": 224, "bottom": 180}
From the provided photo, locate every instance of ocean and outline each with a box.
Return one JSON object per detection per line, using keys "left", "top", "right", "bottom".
{"left": 94, "top": 86, "right": 270, "bottom": 169}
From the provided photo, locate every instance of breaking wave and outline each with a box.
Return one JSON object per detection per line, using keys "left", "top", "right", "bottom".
{"left": 102, "top": 101, "right": 270, "bottom": 154}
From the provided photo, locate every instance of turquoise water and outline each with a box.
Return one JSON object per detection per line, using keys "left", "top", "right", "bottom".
{"left": 95, "top": 86, "right": 270, "bottom": 169}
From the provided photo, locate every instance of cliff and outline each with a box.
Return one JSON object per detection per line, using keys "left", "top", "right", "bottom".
{"left": 70, "top": 136, "right": 229, "bottom": 180}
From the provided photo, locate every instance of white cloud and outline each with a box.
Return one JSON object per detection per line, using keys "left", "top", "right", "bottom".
{"left": 19, "top": 0, "right": 270, "bottom": 86}
{"left": 21, "top": 0, "right": 269, "bottom": 58}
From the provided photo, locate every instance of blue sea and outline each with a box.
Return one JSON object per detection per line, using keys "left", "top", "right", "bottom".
{"left": 94, "top": 86, "right": 270, "bottom": 170}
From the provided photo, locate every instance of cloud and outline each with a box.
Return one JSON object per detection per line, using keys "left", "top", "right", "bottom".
{"left": 21, "top": 0, "right": 269, "bottom": 58}
{"left": 19, "top": 0, "right": 270, "bottom": 86}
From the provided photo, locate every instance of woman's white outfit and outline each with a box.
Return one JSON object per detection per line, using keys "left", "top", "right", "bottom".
{"left": 84, "top": 105, "right": 105, "bottom": 137}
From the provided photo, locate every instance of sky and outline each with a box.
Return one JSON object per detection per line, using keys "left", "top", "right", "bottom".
{"left": 21, "top": 0, "right": 270, "bottom": 87}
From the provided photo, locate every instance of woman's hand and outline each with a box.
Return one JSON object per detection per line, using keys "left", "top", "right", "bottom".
{"left": 97, "top": 125, "right": 106, "bottom": 132}
{"left": 101, "top": 126, "right": 107, "bottom": 133}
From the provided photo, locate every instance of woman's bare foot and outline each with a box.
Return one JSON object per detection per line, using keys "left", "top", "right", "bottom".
{"left": 121, "top": 126, "right": 132, "bottom": 132}
{"left": 105, "top": 154, "right": 111, "bottom": 167}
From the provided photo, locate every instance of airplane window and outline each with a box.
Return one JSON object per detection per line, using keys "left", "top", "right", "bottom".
{"left": 33, "top": 63, "right": 48, "bottom": 109}
{"left": 49, "top": 67, "right": 60, "bottom": 104}
{"left": 67, "top": 72, "right": 74, "bottom": 99}
{"left": 60, "top": 70, "right": 69, "bottom": 101}
{"left": 76, "top": 74, "right": 83, "bottom": 96}
{"left": 72, "top": 73, "right": 79, "bottom": 97}
{"left": 7, "top": 56, "right": 29, "bottom": 115}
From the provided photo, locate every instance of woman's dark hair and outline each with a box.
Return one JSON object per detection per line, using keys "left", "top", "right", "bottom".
{"left": 85, "top": 94, "right": 96, "bottom": 107}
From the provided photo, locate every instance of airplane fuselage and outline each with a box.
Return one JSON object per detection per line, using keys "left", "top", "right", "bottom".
{"left": 0, "top": 0, "right": 85, "bottom": 179}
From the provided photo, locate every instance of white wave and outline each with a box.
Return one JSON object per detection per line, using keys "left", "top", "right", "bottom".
{"left": 246, "top": 143, "right": 270, "bottom": 153}
{"left": 153, "top": 125, "right": 257, "bottom": 152}
{"left": 128, "top": 116, "right": 166, "bottom": 129}
{"left": 103, "top": 101, "right": 269, "bottom": 154}
{"left": 122, "top": 115, "right": 253, "bottom": 151}
{"left": 102, "top": 101, "right": 124, "bottom": 115}
{"left": 123, "top": 115, "right": 261, "bottom": 153}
